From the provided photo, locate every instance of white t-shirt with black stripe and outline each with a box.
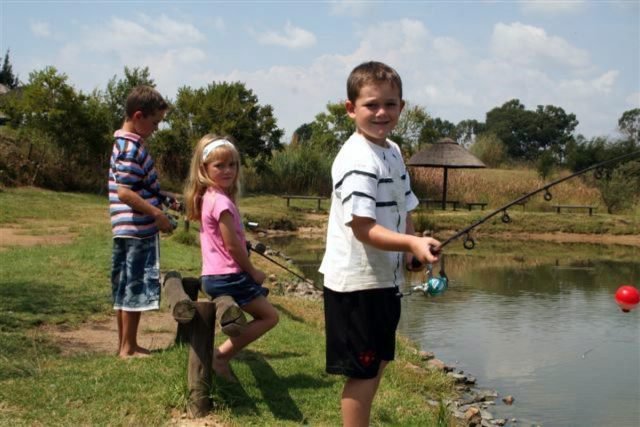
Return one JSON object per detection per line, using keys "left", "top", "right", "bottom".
{"left": 319, "top": 132, "right": 419, "bottom": 292}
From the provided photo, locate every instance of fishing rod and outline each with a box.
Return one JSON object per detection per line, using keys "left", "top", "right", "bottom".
{"left": 399, "top": 149, "right": 639, "bottom": 298}
{"left": 435, "top": 149, "right": 640, "bottom": 252}
{"left": 247, "top": 241, "right": 315, "bottom": 285}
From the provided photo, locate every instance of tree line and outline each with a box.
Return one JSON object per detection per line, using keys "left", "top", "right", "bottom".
{"left": 0, "top": 50, "right": 638, "bottom": 209}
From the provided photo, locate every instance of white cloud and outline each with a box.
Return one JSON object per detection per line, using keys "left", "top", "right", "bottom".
{"left": 84, "top": 14, "right": 205, "bottom": 53}
{"left": 520, "top": 0, "right": 586, "bottom": 14}
{"left": 30, "top": 21, "right": 51, "bottom": 38}
{"left": 432, "top": 37, "right": 467, "bottom": 63}
{"left": 35, "top": 13, "right": 627, "bottom": 140}
{"left": 257, "top": 22, "right": 317, "bottom": 49}
{"left": 491, "top": 22, "right": 589, "bottom": 68}
{"left": 50, "top": 14, "right": 208, "bottom": 94}
{"left": 198, "top": 17, "right": 617, "bottom": 138}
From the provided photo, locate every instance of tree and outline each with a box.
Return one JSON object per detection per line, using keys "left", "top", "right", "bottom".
{"left": 1, "top": 66, "right": 111, "bottom": 190}
{"left": 597, "top": 160, "right": 640, "bottom": 213}
{"left": 618, "top": 108, "right": 640, "bottom": 144}
{"left": 291, "top": 123, "right": 313, "bottom": 146}
{"left": 469, "top": 132, "right": 506, "bottom": 167}
{"left": 161, "top": 81, "right": 284, "bottom": 175}
{"left": 533, "top": 105, "right": 578, "bottom": 161}
{"left": 455, "top": 119, "right": 484, "bottom": 148}
{"left": 483, "top": 99, "right": 578, "bottom": 161}
{"left": 419, "top": 117, "right": 457, "bottom": 146}
{"left": 392, "top": 103, "right": 431, "bottom": 155}
{"left": 0, "top": 49, "right": 19, "bottom": 89}
{"left": 104, "top": 66, "right": 156, "bottom": 131}
{"left": 295, "top": 102, "right": 354, "bottom": 154}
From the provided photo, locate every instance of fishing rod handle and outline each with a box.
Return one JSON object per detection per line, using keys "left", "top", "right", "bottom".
{"left": 406, "top": 245, "right": 441, "bottom": 271}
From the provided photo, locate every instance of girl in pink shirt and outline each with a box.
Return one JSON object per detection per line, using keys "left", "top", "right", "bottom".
{"left": 184, "top": 134, "right": 279, "bottom": 382}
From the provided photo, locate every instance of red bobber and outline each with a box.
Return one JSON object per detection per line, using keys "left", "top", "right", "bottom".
{"left": 614, "top": 285, "right": 640, "bottom": 313}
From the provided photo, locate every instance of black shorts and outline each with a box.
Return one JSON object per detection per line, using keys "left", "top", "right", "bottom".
{"left": 323, "top": 286, "right": 401, "bottom": 379}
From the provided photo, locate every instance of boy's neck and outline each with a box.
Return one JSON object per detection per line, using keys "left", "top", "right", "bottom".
{"left": 358, "top": 130, "right": 389, "bottom": 148}
{"left": 121, "top": 120, "right": 139, "bottom": 136}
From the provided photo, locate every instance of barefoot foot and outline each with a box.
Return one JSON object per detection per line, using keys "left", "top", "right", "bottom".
{"left": 119, "top": 346, "right": 151, "bottom": 359}
{"left": 213, "top": 356, "right": 238, "bottom": 382}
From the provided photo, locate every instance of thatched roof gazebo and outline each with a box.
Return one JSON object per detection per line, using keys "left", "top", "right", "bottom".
{"left": 407, "top": 137, "right": 486, "bottom": 210}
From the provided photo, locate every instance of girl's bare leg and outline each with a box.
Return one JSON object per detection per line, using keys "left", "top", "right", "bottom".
{"left": 213, "top": 296, "right": 279, "bottom": 380}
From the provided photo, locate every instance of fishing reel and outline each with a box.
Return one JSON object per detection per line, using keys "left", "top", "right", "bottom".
{"left": 161, "top": 196, "right": 182, "bottom": 231}
{"left": 400, "top": 254, "right": 449, "bottom": 298}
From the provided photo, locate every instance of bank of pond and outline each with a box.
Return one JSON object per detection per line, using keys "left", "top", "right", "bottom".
{"left": 264, "top": 235, "right": 640, "bottom": 427}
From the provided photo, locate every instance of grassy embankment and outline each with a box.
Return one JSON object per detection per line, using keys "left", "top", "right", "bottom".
{"left": 0, "top": 187, "right": 456, "bottom": 426}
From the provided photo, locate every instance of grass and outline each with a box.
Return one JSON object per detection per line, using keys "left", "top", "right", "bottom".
{"left": 0, "top": 187, "right": 457, "bottom": 426}
{"left": 239, "top": 194, "right": 328, "bottom": 230}
{"left": 413, "top": 209, "right": 639, "bottom": 237}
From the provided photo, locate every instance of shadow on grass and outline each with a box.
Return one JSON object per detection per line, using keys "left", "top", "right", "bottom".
{"left": 271, "top": 303, "right": 306, "bottom": 323}
{"left": 247, "top": 349, "right": 332, "bottom": 422}
{"left": 0, "top": 279, "right": 106, "bottom": 331}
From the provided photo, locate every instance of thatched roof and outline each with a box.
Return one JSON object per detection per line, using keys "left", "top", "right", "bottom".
{"left": 407, "top": 137, "right": 486, "bottom": 169}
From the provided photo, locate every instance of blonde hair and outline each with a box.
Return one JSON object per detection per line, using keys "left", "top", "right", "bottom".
{"left": 184, "top": 134, "right": 242, "bottom": 221}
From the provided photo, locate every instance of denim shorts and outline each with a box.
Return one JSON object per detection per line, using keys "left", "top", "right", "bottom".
{"left": 201, "top": 272, "right": 269, "bottom": 307}
{"left": 111, "top": 235, "right": 160, "bottom": 311}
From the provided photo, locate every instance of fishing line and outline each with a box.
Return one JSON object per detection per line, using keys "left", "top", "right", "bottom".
{"left": 247, "top": 241, "right": 315, "bottom": 285}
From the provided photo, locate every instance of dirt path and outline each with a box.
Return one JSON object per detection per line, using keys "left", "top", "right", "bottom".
{"left": 39, "top": 311, "right": 178, "bottom": 357}
{"left": 0, "top": 225, "right": 76, "bottom": 251}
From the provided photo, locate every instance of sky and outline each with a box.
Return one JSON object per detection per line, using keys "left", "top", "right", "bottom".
{"left": 1, "top": 0, "right": 639, "bottom": 140}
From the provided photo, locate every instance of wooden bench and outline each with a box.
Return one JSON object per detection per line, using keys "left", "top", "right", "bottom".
{"left": 281, "top": 195, "right": 327, "bottom": 210}
{"left": 466, "top": 202, "right": 488, "bottom": 211}
{"left": 552, "top": 205, "right": 597, "bottom": 216}
{"left": 419, "top": 199, "right": 459, "bottom": 211}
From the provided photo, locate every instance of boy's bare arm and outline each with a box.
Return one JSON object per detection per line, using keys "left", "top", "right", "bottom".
{"left": 117, "top": 186, "right": 173, "bottom": 232}
{"left": 351, "top": 215, "right": 439, "bottom": 264}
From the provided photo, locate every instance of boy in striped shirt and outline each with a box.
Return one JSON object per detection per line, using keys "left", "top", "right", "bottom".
{"left": 108, "top": 85, "right": 171, "bottom": 358}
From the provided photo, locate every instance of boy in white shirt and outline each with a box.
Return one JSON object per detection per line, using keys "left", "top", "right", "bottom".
{"left": 319, "top": 61, "right": 441, "bottom": 426}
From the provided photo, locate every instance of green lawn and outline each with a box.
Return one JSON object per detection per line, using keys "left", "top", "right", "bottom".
{"left": 0, "top": 187, "right": 456, "bottom": 426}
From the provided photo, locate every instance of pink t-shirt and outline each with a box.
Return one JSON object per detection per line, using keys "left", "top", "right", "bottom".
{"left": 200, "top": 188, "right": 247, "bottom": 276}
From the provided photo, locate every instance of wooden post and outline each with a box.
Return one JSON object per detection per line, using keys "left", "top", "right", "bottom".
{"left": 188, "top": 301, "right": 216, "bottom": 418}
{"left": 162, "top": 271, "right": 196, "bottom": 323}
{"left": 182, "top": 277, "right": 201, "bottom": 300}
{"left": 174, "top": 277, "right": 201, "bottom": 345}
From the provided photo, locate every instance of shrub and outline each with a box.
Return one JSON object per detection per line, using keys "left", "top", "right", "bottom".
{"left": 250, "top": 143, "right": 333, "bottom": 196}
{"left": 469, "top": 133, "right": 506, "bottom": 167}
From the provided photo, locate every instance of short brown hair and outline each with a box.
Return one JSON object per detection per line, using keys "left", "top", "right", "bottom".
{"left": 346, "top": 61, "right": 403, "bottom": 103}
{"left": 125, "top": 85, "right": 168, "bottom": 118}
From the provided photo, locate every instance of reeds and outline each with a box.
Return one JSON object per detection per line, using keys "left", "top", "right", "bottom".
{"left": 410, "top": 166, "right": 602, "bottom": 211}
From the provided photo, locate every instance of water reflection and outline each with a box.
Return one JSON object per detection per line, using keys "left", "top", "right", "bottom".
{"left": 261, "top": 235, "right": 640, "bottom": 426}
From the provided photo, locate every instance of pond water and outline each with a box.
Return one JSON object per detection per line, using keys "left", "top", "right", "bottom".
{"left": 262, "top": 235, "right": 640, "bottom": 426}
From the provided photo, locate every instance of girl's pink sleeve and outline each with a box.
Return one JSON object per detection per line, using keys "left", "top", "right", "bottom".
{"left": 209, "top": 195, "right": 233, "bottom": 221}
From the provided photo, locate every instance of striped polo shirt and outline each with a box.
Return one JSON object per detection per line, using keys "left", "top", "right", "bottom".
{"left": 319, "top": 132, "right": 419, "bottom": 292}
{"left": 108, "top": 130, "right": 162, "bottom": 239}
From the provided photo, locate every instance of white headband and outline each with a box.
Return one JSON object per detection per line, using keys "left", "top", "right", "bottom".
{"left": 202, "top": 139, "right": 234, "bottom": 161}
